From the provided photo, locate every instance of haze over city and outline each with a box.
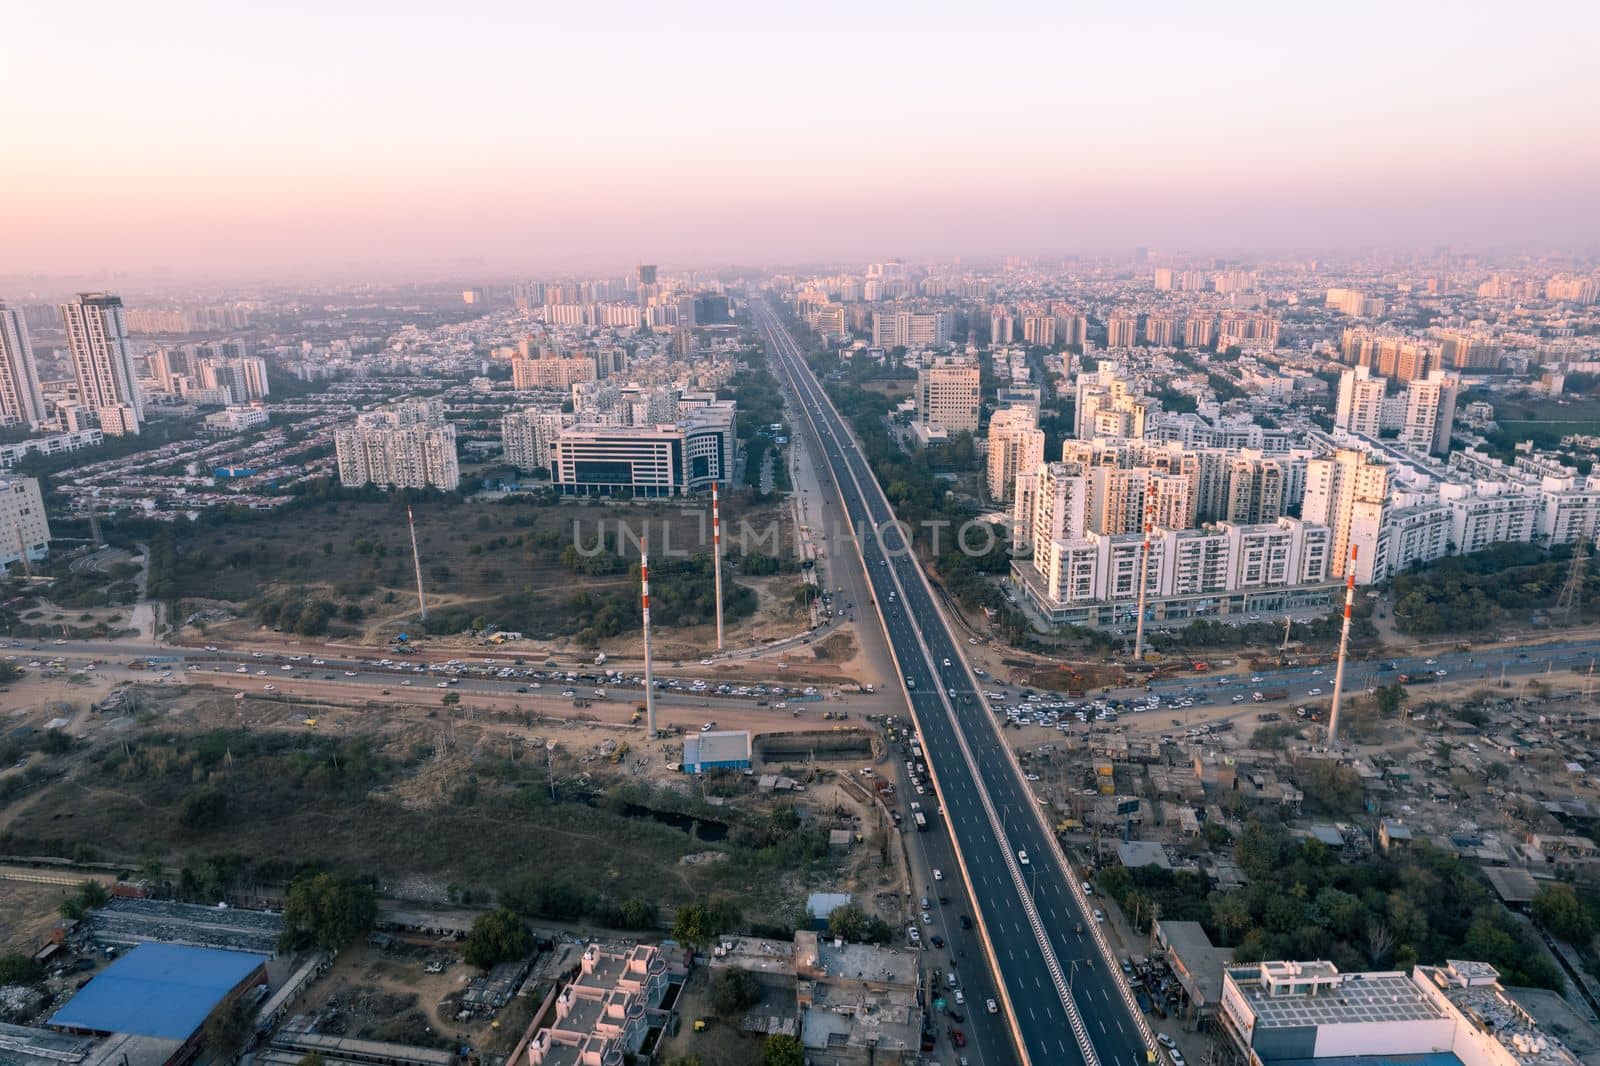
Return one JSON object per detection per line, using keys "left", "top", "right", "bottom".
{"left": 5, "top": 0, "right": 1600, "bottom": 280}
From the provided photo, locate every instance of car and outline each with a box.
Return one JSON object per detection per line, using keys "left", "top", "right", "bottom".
{"left": 1435, "top": 669, "right": 1447, "bottom": 677}
{"left": 1158, "top": 1034, "right": 1177, "bottom": 1049}
{"left": 700, "top": 658, "right": 713, "bottom": 665}
{"left": 947, "top": 1007, "right": 964, "bottom": 1023}
{"left": 1307, "top": 687, "right": 1323, "bottom": 696}
{"left": 1231, "top": 694, "right": 1246, "bottom": 703}
{"left": 344, "top": 670, "right": 358, "bottom": 676}
{"left": 968, "top": 637, "right": 978, "bottom": 645}
{"left": 400, "top": 679, "right": 412, "bottom": 686}
{"left": 953, "top": 989, "right": 964, "bottom": 1005}
{"left": 1094, "top": 909, "right": 1105, "bottom": 921}
{"left": 932, "top": 868, "right": 943, "bottom": 880}
{"left": 1017, "top": 850, "right": 1029, "bottom": 865}
{"left": 921, "top": 911, "right": 932, "bottom": 924}
{"left": 959, "top": 914, "right": 972, "bottom": 929}
{"left": 437, "top": 681, "right": 449, "bottom": 688}
{"left": 1250, "top": 675, "right": 1263, "bottom": 683}
{"left": 942, "top": 658, "right": 951, "bottom": 667}
{"left": 701, "top": 722, "right": 715, "bottom": 732}
{"left": 263, "top": 683, "right": 276, "bottom": 691}
{"left": 1025, "top": 772, "right": 1040, "bottom": 781}
{"left": 949, "top": 1028, "right": 966, "bottom": 1048}
{"left": 931, "top": 935, "right": 946, "bottom": 948}
{"left": 235, "top": 665, "right": 248, "bottom": 674}
{"left": 986, "top": 998, "right": 998, "bottom": 1014}
{"left": 1082, "top": 881, "right": 1093, "bottom": 895}
{"left": 1169, "top": 1050, "right": 1186, "bottom": 1066}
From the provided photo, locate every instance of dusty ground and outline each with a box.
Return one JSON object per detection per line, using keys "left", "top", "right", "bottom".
{"left": 299, "top": 940, "right": 477, "bottom": 1048}
{"left": 0, "top": 881, "right": 73, "bottom": 954}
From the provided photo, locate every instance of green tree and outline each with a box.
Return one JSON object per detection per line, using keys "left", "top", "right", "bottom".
{"left": 762, "top": 1033, "right": 805, "bottom": 1066}
{"left": 1532, "top": 884, "right": 1593, "bottom": 943}
{"left": 711, "top": 968, "right": 761, "bottom": 1016}
{"left": 281, "top": 873, "right": 377, "bottom": 952}
{"left": 1375, "top": 683, "right": 1408, "bottom": 717}
{"left": 0, "top": 952, "right": 42, "bottom": 984}
{"left": 826, "top": 903, "right": 869, "bottom": 942}
{"left": 463, "top": 908, "right": 534, "bottom": 969}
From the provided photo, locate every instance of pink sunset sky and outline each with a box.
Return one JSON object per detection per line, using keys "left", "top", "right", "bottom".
{"left": 2, "top": 0, "right": 1597, "bottom": 279}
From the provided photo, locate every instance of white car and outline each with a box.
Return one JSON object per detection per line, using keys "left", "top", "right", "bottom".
{"left": 942, "top": 658, "right": 951, "bottom": 667}
{"left": 986, "top": 998, "right": 998, "bottom": 1014}
{"left": 932, "top": 868, "right": 943, "bottom": 881}
{"left": 1307, "top": 687, "right": 1323, "bottom": 696}
{"left": 263, "top": 684, "right": 276, "bottom": 692}
{"left": 954, "top": 989, "right": 965, "bottom": 1004}
{"left": 1017, "top": 850, "right": 1029, "bottom": 866}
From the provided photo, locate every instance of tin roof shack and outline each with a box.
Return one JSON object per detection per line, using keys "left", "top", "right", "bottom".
{"left": 1153, "top": 920, "right": 1235, "bottom": 1024}
{"left": 794, "top": 931, "right": 922, "bottom": 1066}
{"left": 682, "top": 730, "right": 752, "bottom": 774}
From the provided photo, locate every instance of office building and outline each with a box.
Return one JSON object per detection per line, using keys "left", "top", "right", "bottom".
{"left": 1220, "top": 959, "right": 1579, "bottom": 1066}
{"left": 915, "top": 356, "right": 980, "bottom": 433}
{"left": 550, "top": 406, "right": 734, "bottom": 497}
{"left": 61, "top": 293, "right": 144, "bottom": 436}
{"left": 1335, "top": 366, "right": 1386, "bottom": 438}
{"left": 0, "top": 476, "right": 50, "bottom": 571}
{"left": 987, "top": 406, "right": 1044, "bottom": 502}
{"left": 334, "top": 398, "right": 460, "bottom": 491}
{"left": 502, "top": 407, "right": 572, "bottom": 471}
{"left": 0, "top": 301, "right": 47, "bottom": 429}
{"left": 1302, "top": 449, "right": 1388, "bottom": 583}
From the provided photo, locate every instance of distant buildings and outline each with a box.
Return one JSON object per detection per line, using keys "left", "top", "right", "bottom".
{"left": 0, "top": 475, "right": 49, "bottom": 571}
{"left": 1075, "top": 363, "right": 1152, "bottom": 439}
{"left": 513, "top": 355, "right": 596, "bottom": 390}
{"left": 0, "top": 300, "right": 47, "bottom": 430}
{"left": 502, "top": 407, "right": 572, "bottom": 472}
{"left": 1325, "top": 288, "right": 1386, "bottom": 317}
{"left": 872, "top": 309, "right": 954, "bottom": 348}
{"left": 334, "top": 397, "right": 460, "bottom": 491}
{"left": 202, "top": 406, "right": 270, "bottom": 433}
{"left": 61, "top": 293, "right": 144, "bottom": 436}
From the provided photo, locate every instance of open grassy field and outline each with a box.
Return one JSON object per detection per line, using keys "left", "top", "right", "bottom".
{"left": 0, "top": 690, "right": 882, "bottom": 928}
{"left": 152, "top": 492, "right": 795, "bottom": 644}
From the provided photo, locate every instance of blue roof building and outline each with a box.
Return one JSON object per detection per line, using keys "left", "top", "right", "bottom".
{"left": 681, "top": 729, "right": 752, "bottom": 774}
{"left": 50, "top": 943, "right": 268, "bottom": 1041}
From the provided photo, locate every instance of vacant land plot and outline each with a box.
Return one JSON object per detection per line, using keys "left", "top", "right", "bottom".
{"left": 0, "top": 880, "right": 72, "bottom": 954}
{"left": 0, "top": 688, "right": 887, "bottom": 936}
{"left": 151, "top": 492, "right": 798, "bottom": 647}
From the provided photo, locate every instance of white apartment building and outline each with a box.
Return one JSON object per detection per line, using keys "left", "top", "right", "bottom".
{"left": 335, "top": 399, "right": 460, "bottom": 491}
{"left": 1335, "top": 366, "right": 1386, "bottom": 438}
{"left": 1075, "top": 364, "right": 1152, "bottom": 440}
{"left": 1302, "top": 449, "right": 1389, "bottom": 583}
{"left": 503, "top": 407, "right": 573, "bottom": 472}
{"left": 1087, "top": 467, "right": 1194, "bottom": 535}
{"left": 0, "top": 301, "right": 47, "bottom": 430}
{"left": 1401, "top": 369, "right": 1460, "bottom": 456}
{"left": 1021, "top": 517, "right": 1332, "bottom": 625}
{"left": 1029, "top": 462, "right": 1089, "bottom": 565}
{"left": 61, "top": 293, "right": 144, "bottom": 436}
{"left": 986, "top": 406, "right": 1044, "bottom": 502}
{"left": 915, "top": 356, "right": 980, "bottom": 433}
{"left": 0, "top": 476, "right": 49, "bottom": 571}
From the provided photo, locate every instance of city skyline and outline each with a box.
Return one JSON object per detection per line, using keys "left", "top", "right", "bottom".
{"left": 4, "top": 0, "right": 1599, "bottom": 280}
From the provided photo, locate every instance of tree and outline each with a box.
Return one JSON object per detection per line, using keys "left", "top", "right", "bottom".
{"left": 827, "top": 903, "right": 869, "bottom": 942}
{"left": 711, "top": 968, "right": 761, "bottom": 1016}
{"left": 1374, "top": 683, "right": 1408, "bottom": 718}
{"left": 179, "top": 787, "right": 230, "bottom": 829}
{"left": 1532, "top": 884, "right": 1593, "bottom": 943}
{"left": 463, "top": 908, "right": 534, "bottom": 969}
{"left": 0, "top": 952, "right": 41, "bottom": 985}
{"left": 202, "top": 997, "right": 256, "bottom": 1058}
{"left": 281, "top": 873, "right": 377, "bottom": 952}
{"left": 763, "top": 1034, "right": 805, "bottom": 1066}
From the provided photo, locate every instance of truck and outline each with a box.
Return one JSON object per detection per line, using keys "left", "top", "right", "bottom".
{"left": 1256, "top": 689, "right": 1288, "bottom": 702}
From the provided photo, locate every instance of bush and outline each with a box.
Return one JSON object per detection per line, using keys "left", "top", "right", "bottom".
{"left": 711, "top": 968, "right": 761, "bottom": 1015}
{"left": 281, "top": 873, "right": 377, "bottom": 951}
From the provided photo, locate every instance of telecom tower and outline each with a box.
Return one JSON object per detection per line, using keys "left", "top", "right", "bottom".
{"left": 641, "top": 534, "right": 658, "bottom": 737}
{"left": 1326, "top": 544, "right": 1359, "bottom": 748}
{"left": 407, "top": 507, "right": 428, "bottom": 624}
{"left": 1556, "top": 535, "right": 1590, "bottom": 625}
{"left": 711, "top": 484, "right": 725, "bottom": 652}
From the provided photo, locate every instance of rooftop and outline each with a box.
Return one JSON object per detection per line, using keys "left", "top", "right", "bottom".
{"left": 1118, "top": 840, "right": 1173, "bottom": 869}
{"left": 1226, "top": 961, "right": 1444, "bottom": 1029}
{"left": 49, "top": 943, "right": 266, "bottom": 1040}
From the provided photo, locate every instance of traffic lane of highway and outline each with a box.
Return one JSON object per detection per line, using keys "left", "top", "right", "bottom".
{"left": 763, "top": 315, "right": 1078, "bottom": 1063}
{"left": 768, "top": 307, "right": 1143, "bottom": 1061}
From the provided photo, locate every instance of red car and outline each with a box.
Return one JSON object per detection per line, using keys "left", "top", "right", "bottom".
{"left": 949, "top": 1027, "right": 966, "bottom": 1048}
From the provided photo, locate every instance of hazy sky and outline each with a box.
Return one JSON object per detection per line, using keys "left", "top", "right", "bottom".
{"left": 3, "top": 0, "right": 1598, "bottom": 279}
